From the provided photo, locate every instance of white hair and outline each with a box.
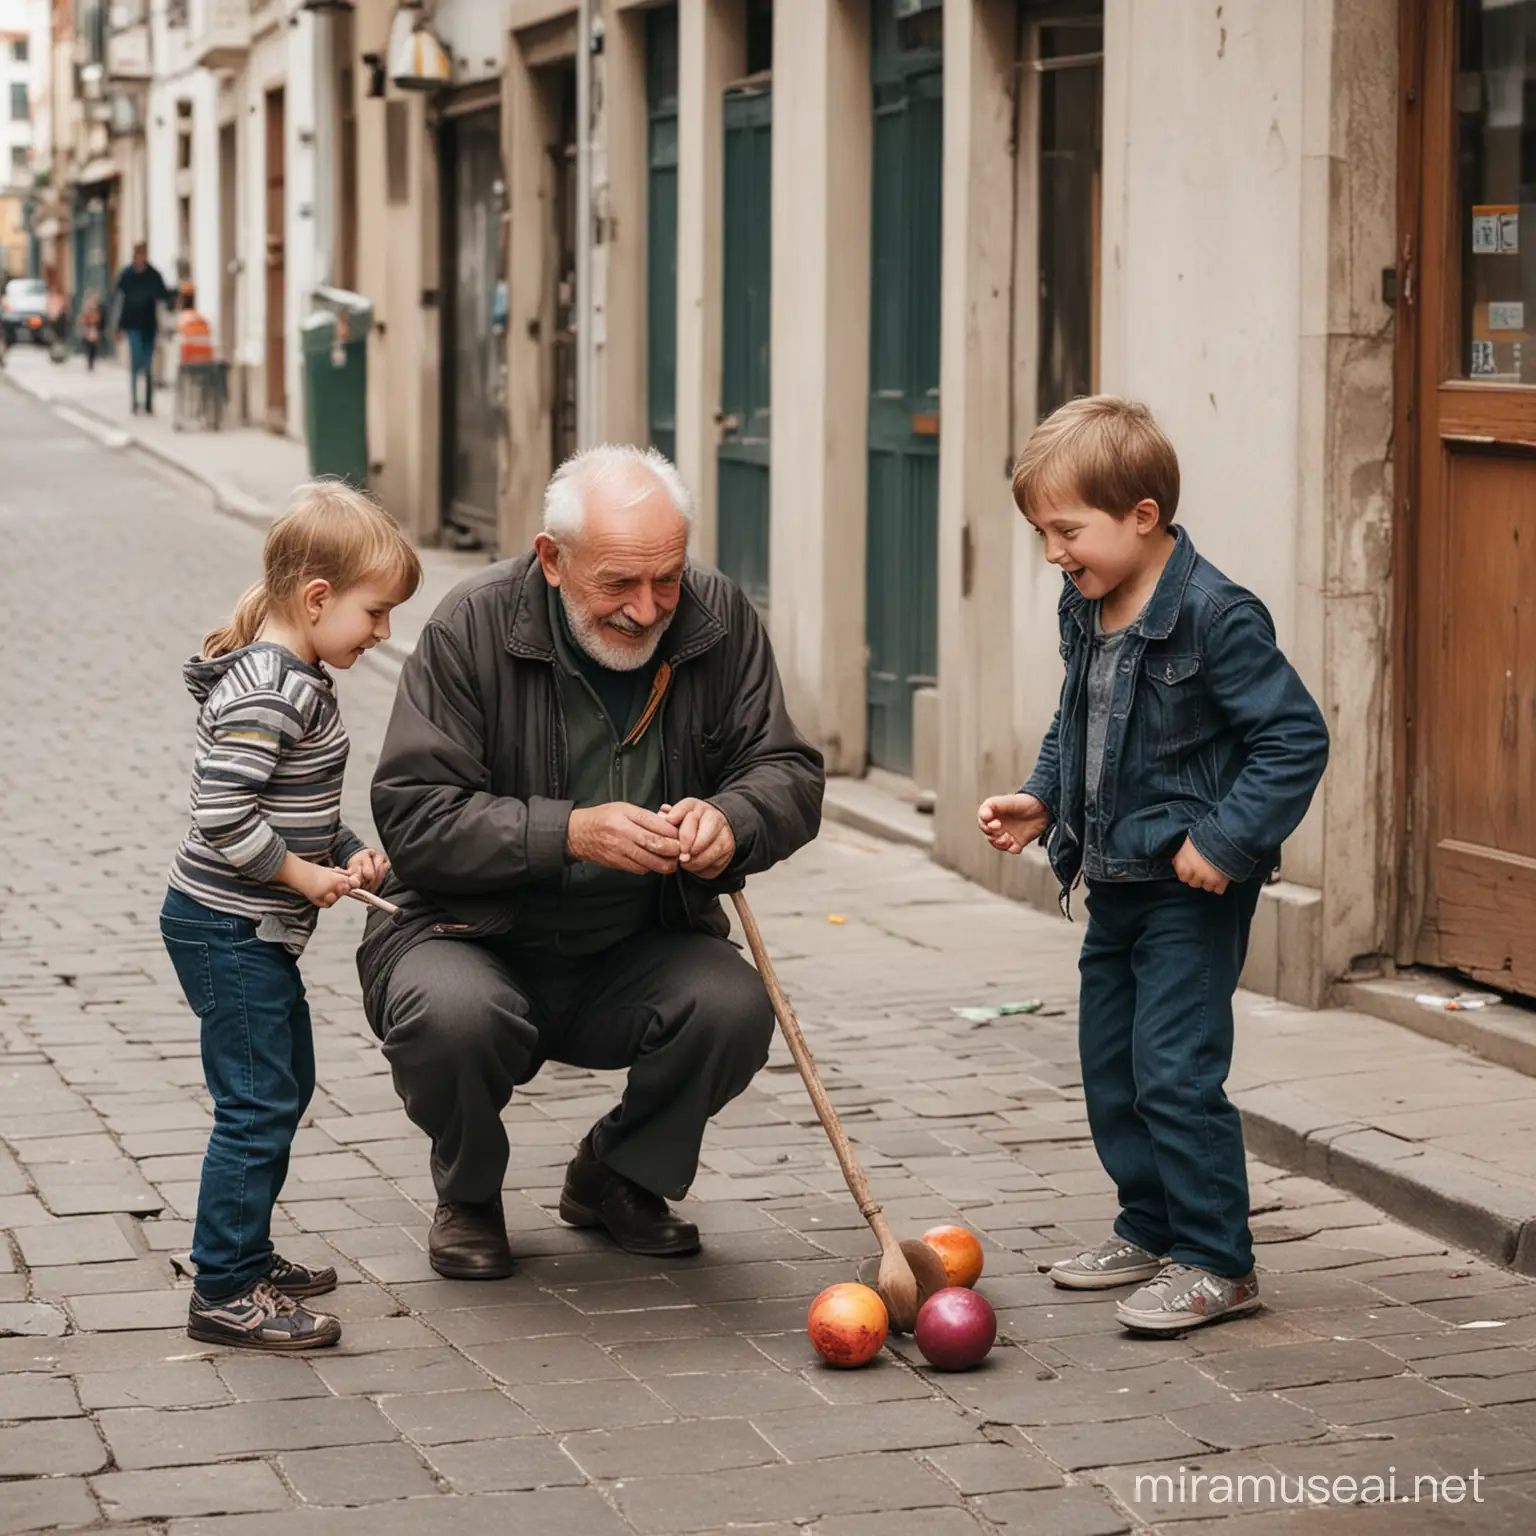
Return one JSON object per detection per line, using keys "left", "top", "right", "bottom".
{"left": 542, "top": 444, "right": 695, "bottom": 542}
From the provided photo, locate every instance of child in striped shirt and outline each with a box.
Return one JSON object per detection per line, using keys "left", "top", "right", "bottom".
{"left": 163, "top": 482, "right": 420, "bottom": 1352}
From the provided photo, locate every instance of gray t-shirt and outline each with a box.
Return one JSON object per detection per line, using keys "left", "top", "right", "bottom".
{"left": 1084, "top": 608, "right": 1134, "bottom": 860}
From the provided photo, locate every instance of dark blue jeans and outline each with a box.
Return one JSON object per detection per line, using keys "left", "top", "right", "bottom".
{"left": 160, "top": 890, "right": 315, "bottom": 1301}
{"left": 126, "top": 327, "right": 156, "bottom": 409}
{"left": 1078, "top": 877, "right": 1264, "bottom": 1278}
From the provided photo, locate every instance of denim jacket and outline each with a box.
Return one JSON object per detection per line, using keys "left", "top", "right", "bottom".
{"left": 1022, "top": 526, "right": 1329, "bottom": 901}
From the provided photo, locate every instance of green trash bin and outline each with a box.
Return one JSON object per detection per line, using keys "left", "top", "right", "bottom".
{"left": 301, "top": 287, "right": 373, "bottom": 488}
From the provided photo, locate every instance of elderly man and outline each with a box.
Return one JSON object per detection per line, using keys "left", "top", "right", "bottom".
{"left": 358, "top": 446, "right": 824, "bottom": 1278}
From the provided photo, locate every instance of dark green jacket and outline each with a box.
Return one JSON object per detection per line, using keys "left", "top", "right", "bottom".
{"left": 356, "top": 552, "right": 825, "bottom": 1031}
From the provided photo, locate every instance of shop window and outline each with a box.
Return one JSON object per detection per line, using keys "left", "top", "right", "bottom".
{"left": 1458, "top": 0, "right": 1536, "bottom": 382}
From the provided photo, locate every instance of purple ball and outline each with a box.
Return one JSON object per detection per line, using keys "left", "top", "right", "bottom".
{"left": 914, "top": 1286, "right": 997, "bottom": 1371}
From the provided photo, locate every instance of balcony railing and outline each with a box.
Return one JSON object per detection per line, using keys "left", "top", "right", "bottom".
{"left": 190, "top": 0, "right": 250, "bottom": 72}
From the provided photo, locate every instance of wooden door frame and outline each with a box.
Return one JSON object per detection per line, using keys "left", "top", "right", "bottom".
{"left": 1399, "top": 0, "right": 1466, "bottom": 969}
{"left": 1395, "top": 0, "right": 1536, "bottom": 972}
{"left": 1392, "top": 0, "right": 1429, "bottom": 961}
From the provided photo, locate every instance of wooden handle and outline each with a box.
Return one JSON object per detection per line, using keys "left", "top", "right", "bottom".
{"left": 346, "top": 888, "right": 399, "bottom": 917}
{"left": 730, "top": 890, "right": 885, "bottom": 1231}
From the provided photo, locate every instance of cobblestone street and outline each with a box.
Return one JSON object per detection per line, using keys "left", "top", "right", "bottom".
{"left": 5, "top": 390, "right": 1536, "bottom": 1534}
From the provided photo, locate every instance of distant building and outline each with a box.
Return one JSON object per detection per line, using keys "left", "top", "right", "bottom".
{"left": 0, "top": 0, "right": 34, "bottom": 276}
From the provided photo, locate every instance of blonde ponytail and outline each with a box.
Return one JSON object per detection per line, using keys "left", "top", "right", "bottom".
{"left": 203, "top": 581, "right": 271, "bottom": 658}
{"left": 200, "top": 481, "right": 420, "bottom": 660}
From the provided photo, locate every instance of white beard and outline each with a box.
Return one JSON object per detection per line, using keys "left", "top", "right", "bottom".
{"left": 563, "top": 594, "right": 674, "bottom": 672}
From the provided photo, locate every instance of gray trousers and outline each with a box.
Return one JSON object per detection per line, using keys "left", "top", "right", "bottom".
{"left": 377, "top": 927, "right": 776, "bottom": 1203}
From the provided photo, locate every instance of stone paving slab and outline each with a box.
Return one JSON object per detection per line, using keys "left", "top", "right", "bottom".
{"left": 92, "top": 1461, "right": 294, "bottom": 1522}
{"left": 0, "top": 1475, "right": 102, "bottom": 1536}
{"left": 4, "top": 387, "right": 1536, "bottom": 1534}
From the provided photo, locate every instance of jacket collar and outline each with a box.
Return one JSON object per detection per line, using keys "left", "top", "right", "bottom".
{"left": 506, "top": 555, "right": 728, "bottom": 667}
{"left": 1137, "top": 525, "right": 1198, "bottom": 640}
{"left": 1064, "top": 524, "right": 1197, "bottom": 642}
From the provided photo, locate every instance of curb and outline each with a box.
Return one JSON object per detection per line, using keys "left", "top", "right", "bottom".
{"left": 1236, "top": 1091, "right": 1536, "bottom": 1275}
{"left": 4, "top": 364, "right": 422, "bottom": 676}
{"left": 1339, "top": 975, "right": 1536, "bottom": 1081}
{"left": 2, "top": 363, "right": 275, "bottom": 527}
{"left": 821, "top": 781, "right": 935, "bottom": 852}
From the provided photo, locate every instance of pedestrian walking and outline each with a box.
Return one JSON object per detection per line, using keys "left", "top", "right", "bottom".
{"left": 114, "top": 242, "right": 171, "bottom": 414}
{"left": 43, "top": 269, "right": 68, "bottom": 364}
{"left": 162, "top": 481, "right": 422, "bottom": 1351}
{"left": 78, "top": 290, "right": 103, "bottom": 370}
{"left": 977, "top": 396, "right": 1329, "bottom": 1336}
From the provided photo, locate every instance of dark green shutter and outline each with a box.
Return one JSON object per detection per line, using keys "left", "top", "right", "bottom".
{"left": 717, "top": 82, "right": 772, "bottom": 607}
{"left": 866, "top": 13, "right": 943, "bottom": 774}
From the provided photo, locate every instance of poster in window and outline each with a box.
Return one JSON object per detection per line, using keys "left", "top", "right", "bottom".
{"left": 1472, "top": 205, "right": 1519, "bottom": 254}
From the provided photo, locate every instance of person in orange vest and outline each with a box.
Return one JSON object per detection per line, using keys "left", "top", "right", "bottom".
{"left": 177, "top": 283, "right": 214, "bottom": 366}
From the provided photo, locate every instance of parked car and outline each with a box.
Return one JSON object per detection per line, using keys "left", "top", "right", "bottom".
{"left": 2, "top": 278, "right": 50, "bottom": 347}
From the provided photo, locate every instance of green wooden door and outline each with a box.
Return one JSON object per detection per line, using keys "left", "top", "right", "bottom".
{"left": 866, "top": 17, "right": 942, "bottom": 775}
{"left": 718, "top": 82, "right": 772, "bottom": 607}
{"left": 646, "top": 7, "right": 679, "bottom": 461}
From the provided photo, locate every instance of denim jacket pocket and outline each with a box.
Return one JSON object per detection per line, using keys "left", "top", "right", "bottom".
{"left": 1142, "top": 653, "right": 1203, "bottom": 752}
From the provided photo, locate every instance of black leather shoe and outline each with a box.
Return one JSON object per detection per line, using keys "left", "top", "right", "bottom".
{"left": 429, "top": 1197, "right": 514, "bottom": 1280}
{"left": 559, "top": 1137, "right": 700, "bottom": 1257}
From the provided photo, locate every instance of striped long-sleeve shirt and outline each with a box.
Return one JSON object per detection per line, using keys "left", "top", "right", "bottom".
{"left": 169, "top": 643, "right": 366, "bottom": 951}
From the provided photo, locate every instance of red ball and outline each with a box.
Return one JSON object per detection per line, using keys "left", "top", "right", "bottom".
{"left": 914, "top": 1286, "right": 997, "bottom": 1371}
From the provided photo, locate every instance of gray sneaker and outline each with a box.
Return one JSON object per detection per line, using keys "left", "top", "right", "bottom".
{"left": 188, "top": 1280, "right": 342, "bottom": 1352}
{"left": 1048, "top": 1235, "right": 1166, "bottom": 1290}
{"left": 1116, "top": 1263, "right": 1260, "bottom": 1334}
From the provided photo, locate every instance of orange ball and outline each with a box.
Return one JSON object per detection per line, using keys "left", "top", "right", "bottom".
{"left": 807, "top": 1282, "right": 889, "bottom": 1368}
{"left": 921, "top": 1225, "right": 985, "bottom": 1289}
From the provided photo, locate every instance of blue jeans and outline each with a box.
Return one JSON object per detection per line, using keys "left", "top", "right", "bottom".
{"left": 160, "top": 890, "right": 315, "bottom": 1301}
{"left": 1078, "top": 877, "right": 1264, "bottom": 1278}
{"left": 126, "top": 327, "right": 156, "bottom": 408}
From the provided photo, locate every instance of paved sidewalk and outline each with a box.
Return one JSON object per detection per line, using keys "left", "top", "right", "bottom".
{"left": 6, "top": 382, "right": 1536, "bottom": 1534}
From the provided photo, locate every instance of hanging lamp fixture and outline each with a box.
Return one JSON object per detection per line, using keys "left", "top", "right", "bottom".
{"left": 388, "top": 1, "right": 453, "bottom": 92}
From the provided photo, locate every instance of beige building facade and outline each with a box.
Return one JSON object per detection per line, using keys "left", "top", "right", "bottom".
{"left": 345, "top": 0, "right": 1401, "bottom": 1011}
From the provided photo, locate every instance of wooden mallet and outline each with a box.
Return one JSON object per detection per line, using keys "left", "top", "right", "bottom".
{"left": 730, "top": 889, "right": 946, "bottom": 1332}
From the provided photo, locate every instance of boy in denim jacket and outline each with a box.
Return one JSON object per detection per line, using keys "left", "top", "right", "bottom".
{"left": 978, "top": 397, "right": 1328, "bottom": 1334}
